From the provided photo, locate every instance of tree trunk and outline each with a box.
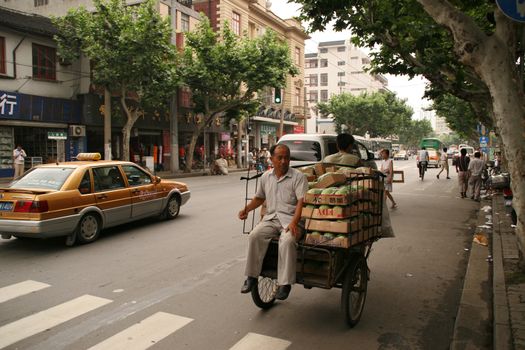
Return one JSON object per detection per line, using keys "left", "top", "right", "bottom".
{"left": 237, "top": 119, "right": 244, "bottom": 168}
{"left": 119, "top": 93, "right": 141, "bottom": 162}
{"left": 104, "top": 88, "right": 112, "bottom": 160}
{"left": 186, "top": 122, "right": 205, "bottom": 172}
{"left": 417, "top": 1, "right": 525, "bottom": 268}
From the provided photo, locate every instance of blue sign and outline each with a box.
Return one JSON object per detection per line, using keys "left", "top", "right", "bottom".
{"left": 496, "top": 0, "right": 525, "bottom": 22}
{"left": 480, "top": 136, "right": 489, "bottom": 147}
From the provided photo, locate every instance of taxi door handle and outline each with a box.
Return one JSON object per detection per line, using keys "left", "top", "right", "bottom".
{"left": 97, "top": 194, "right": 108, "bottom": 200}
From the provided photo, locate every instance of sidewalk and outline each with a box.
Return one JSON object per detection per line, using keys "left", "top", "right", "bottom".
{"left": 451, "top": 192, "right": 520, "bottom": 349}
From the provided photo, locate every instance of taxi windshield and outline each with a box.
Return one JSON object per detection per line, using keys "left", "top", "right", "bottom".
{"left": 9, "top": 168, "right": 75, "bottom": 190}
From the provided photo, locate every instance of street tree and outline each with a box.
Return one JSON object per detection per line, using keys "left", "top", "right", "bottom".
{"left": 317, "top": 91, "right": 413, "bottom": 137}
{"left": 178, "top": 17, "right": 298, "bottom": 171}
{"left": 295, "top": 0, "right": 525, "bottom": 266}
{"left": 53, "top": 0, "right": 178, "bottom": 161}
{"left": 431, "top": 94, "right": 478, "bottom": 141}
{"left": 398, "top": 119, "right": 433, "bottom": 149}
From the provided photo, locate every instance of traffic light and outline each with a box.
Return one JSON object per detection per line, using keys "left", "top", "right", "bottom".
{"left": 274, "top": 88, "right": 282, "bottom": 104}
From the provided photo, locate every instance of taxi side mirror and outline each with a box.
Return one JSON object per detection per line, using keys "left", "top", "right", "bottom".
{"left": 154, "top": 176, "right": 161, "bottom": 184}
{"left": 367, "top": 151, "right": 375, "bottom": 161}
{"left": 79, "top": 187, "right": 90, "bottom": 194}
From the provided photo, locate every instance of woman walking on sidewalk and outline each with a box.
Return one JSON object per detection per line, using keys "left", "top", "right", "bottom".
{"left": 437, "top": 147, "right": 450, "bottom": 179}
{"left": 380, "top": 149, "right": 397, "bottom": 209}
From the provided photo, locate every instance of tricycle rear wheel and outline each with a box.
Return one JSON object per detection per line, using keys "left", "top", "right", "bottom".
{"left": 341, "top": 255, "right": 368, "bottom": 327}
{"left": 251, "top": 276, "right": 277, "bottom": 309}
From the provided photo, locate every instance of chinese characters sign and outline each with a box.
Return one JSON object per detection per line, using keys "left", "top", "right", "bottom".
{"left": 0, "top": 92, "right": 18, "bottom": 116}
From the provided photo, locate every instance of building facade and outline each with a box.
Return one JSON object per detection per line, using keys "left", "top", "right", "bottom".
{"left": 304, "top": 39, "right": 389, "bottom": 134}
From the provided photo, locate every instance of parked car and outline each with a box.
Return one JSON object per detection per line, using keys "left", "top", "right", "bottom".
{"left": 393, "top": 150, "right": 408, "bottom": 160}
{"left": 427, "top": 149, "right": 440, "bottom": 167}
{"left": 0, "top": 153, "right": 190, "bottom": 245}
{"left": 277, "top": 133, "right": 377, "bottom": 169}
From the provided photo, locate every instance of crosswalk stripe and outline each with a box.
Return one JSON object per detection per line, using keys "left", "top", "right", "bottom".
{"left": 0, "top": 294, "right": 112, "bottom": 349}
{"left": 87, "top": 312, "right": 193, "bottom": 350}
{"left": 0, "top": 280, "right": 50, "bottom": 304}
{"left": 229, "top": 332, "right": 291, "bottom": 350}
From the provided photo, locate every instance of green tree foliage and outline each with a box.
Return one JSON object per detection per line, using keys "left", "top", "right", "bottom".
{"left": 53, "top": 0, "right": 178, "bottom": 161}
{"left": 317, "top": 91, "right": 413, "bottom": 137}
{"left": 178, "top": 17, "right": 298, "bottom": 170}
{"left": 398, "top": 119, "right": 433, "bottom": 149}
{"left": 431, "top": 94, "right": 478, "bottom": 141}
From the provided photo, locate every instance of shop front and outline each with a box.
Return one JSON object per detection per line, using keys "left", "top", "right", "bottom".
{"left": 0, "top": 91, "right": 82, "bottom": 178}
{"left": 251, "top": 116, "right": 298, "bottom": 151}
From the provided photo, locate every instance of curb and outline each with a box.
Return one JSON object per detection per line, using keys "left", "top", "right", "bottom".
{"left": 450, "top": 200, "right": 492, "bottom": 350}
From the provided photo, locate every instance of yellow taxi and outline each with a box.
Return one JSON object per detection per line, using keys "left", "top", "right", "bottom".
{"left": 427, "top": 149, "right": 441, "bottom": 168}
{"left": 0, "top": 153, "right": 190, "bottom": 245}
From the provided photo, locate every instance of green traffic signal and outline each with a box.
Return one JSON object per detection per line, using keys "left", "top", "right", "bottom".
{"left": 274, "top": 88, "right": 282, "bottom": 104}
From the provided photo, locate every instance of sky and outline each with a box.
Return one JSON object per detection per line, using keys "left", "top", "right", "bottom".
{"left": 269, "top": 0, "right": 431, "bottom": 119}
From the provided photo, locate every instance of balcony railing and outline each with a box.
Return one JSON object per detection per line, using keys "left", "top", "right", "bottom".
{"left": 177, "top": 0, "right": 192, "bottom": 7}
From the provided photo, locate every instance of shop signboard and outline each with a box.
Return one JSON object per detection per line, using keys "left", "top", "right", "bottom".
{"left": 260, "top": 124, "right": 277, "bottom": 135}
{"left": 48, "top": 131, "right": 67, "bottom": 140}
{"left": 220, "top": 132, "right": 230, "bottom": 141}
{"left": 0, "top": 92, "right": 18, "bottom": 117}
{"left": 293, "top": 125, "right": 305, "bottom": 133}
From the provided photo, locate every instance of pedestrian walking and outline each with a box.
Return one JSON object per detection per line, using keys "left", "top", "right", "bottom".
{"left": 455, "top": 148, "right": 470, "bottom": 198}
{"left": 417, "top": 147, "right": 429, "bottom": 180}
{"left": 436, "top": 147, "right": 450, "bottom": 179}
{"left": 380, "top": 149, "right": 397, "bottom": 209}
{"left": 468, "top": 151, "right": 485, "bottom": 201}
{"left": 12, "top": 144, "right": 27, "bottom": 179}
{"left": 238, "top": 144, "right": 308, "bottom": 301}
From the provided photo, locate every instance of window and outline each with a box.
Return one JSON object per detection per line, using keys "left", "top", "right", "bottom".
{"left": 337, "top": 46, "right": 346, "bottom": 52}
{"left": 320, "top": 59, "right": 328, "bottom": 68}
{"left": 308, "top": 74, "right": 318, "bottom": 87}
{"left": 93, "top": 166, "right": 126, "bottom": 192}
{"left": 337, "top": 61, "right": 345, "bottom": 66}
{"left": 232, "top": 11, "right": 241, "bottom": 35}
{"left": 295, "top": 87, "right": 301, "bottom": 106}
{"left": 351, "top": 88, "right": 366, "bottom": 92}
{"left": 295, "top": 47, "right": 301, "bottom": 65}
{"left": 306, "top": 59, "right": 318, "bottom": 69}
{"left": 0, "top": 37, "right": 5, "bottom": 74}
{"left": 320, "top": 73, "right": 328, "bottom": 86}
{"left": 319, "top": 48, "right": 328, "bottom": 53}
{"left": 337, "top": 81, "right": 346, "bottom": 86}
{"left": 351, "top": 56, "right": 359, "bottom": 60}
{"left": 308, "top": 91, "right": 318, "bottom": 103}
{"left": 159, "top": 3, "right": 171, "bottom": 19}
{"left": 122, "top": 165, "right": 152, "bottom": 187}
{"left": 351, "top": 71, "right": 364, "bottom": 74}
{"left": 9, "top": 168, "right": 74, "bottom": 190}
{"left": 78, "top": 170, "right": 92, "bottom": 194}
{"left": 278, "top": 140, "right": 321, "bottom": 162}
{"left": 34, "top": 0, "right": 48, "bottom": 6}
{"left": 181, "top": 13, "right": 190, "bottom": 32}
{"left": 337, "top": 72, "right": 345, "bottom": 77}
{"left": 32, "top": 43, "right": 56, "bottom": 80}
{"left": 320, "top": 90, "right": 328, "bottom": 102}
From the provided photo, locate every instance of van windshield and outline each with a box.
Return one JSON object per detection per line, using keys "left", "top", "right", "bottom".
{"left": 279, "top": 140, "right": 321, "bottom": 161}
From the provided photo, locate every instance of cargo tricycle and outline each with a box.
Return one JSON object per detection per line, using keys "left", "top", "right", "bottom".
{"left": 241, "top": 163, "right": 384, "bottom": 327}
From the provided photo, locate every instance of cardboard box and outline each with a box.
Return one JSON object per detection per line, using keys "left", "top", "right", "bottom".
{"left": 314, "top": 163, "right": 326, "bottom": 177}
{"left": 305, "top": 218, "right": 363, "bottom": 234}
{"left": 313, "top": 173, "right": 347, "bottom": 189}
{"left": 298, "top": 166, "right": 316, "bottom": 176}
{"left": 301, "top": 206, "right": 354, "bottom": 219}
{"left": 304, "top": 193, "right": 352, "bottom": 205}
{"left": 352, "top": 178, "right": 383, "bottom": 190}
{"left": 306, "top": 175, "right": 317, "bottom": 182}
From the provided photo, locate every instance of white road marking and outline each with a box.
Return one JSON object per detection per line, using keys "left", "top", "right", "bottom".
{"left": 229, "top": 332, "right": 291, "bottom": 350}
{"left": 0, "top": 280, "right": 50, "bottom": 304}
{"left": 87, "top": 312, "right": 192, "bottom": 350}
{"left": 0, "top": 295, "right": 112, "bottom": 349}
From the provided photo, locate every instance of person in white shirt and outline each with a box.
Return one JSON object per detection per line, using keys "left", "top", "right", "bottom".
{"left": 468, "top": 151, "right": 485, "bottom": 201}
{"left": 436, "top": 147, "right": 450, "bottom": 179}
{"left": 380, "top": 149, "right": 397, "bottom": 209}
{"left": 417, "top": 147, "right": 429, "bottom": 179}
{"left": 12, "top": 145, "right": 27, "bottom": 179}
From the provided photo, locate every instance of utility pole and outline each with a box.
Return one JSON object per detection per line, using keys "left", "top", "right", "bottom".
{"left": 304, "top": 86, "right": 308, "bottom": 133}
{"left": 104, "top": 88, "right": 112, "bottom": 160}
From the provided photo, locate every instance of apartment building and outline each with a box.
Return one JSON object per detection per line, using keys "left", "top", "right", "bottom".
{"left": 193, "top": 0, "right": 308, "bottom": 149}
{"left": 304, "top": 39, "right": 389, "bottom": 134}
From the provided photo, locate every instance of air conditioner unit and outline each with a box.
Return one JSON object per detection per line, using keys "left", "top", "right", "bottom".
{"left": 69, "top": 125, "right": 86, "bottom": 137}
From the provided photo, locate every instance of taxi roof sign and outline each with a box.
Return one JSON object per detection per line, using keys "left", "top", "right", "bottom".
{"left": 76, "top": 153, "right": 102, "bottom": 161}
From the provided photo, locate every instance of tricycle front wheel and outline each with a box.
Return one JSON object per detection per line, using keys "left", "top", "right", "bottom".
{"left": 251, "top": 276, "right": 277, "bottom": 309}
{"left": 341, "top": 255, "right": 368, "bottom": 327}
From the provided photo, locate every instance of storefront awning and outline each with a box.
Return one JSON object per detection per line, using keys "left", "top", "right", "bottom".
{"left": 251, "top": 116, "right": 298, "bottom": 126}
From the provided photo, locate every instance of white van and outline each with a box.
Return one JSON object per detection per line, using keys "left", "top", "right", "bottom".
{"left": 277, "top": 133, "right": 376, "bottom": 169}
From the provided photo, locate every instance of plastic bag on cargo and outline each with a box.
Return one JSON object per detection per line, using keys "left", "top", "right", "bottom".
{"left": 380, "top": 197, "right": 395, "bottom": 238}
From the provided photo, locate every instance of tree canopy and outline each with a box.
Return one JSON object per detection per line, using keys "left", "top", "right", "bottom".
{"left": 178, "top": 16, "right": 298, "bottom": 170}
{"left": 53, "top": 0, "right": 178, "bottom": 160}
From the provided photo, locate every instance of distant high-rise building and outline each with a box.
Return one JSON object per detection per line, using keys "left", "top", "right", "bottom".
{"left": 304, "top": 39, "right": 389, "bottom": 134}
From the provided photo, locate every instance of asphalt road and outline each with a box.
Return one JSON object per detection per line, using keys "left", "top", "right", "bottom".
{"left": 0, "top": 159, "right": 480, "bottom": 350}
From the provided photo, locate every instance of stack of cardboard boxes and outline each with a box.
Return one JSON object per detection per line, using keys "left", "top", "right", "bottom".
{"left": 300, "top": 163, "right": 383, "bottom": 248}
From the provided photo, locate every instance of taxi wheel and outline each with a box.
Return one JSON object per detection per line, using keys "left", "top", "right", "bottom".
{"left": 163, "top": 196, "right": 180, "bottom": 220}
{"left": 76, "top": 213, "right": 101, "bottom": 244}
